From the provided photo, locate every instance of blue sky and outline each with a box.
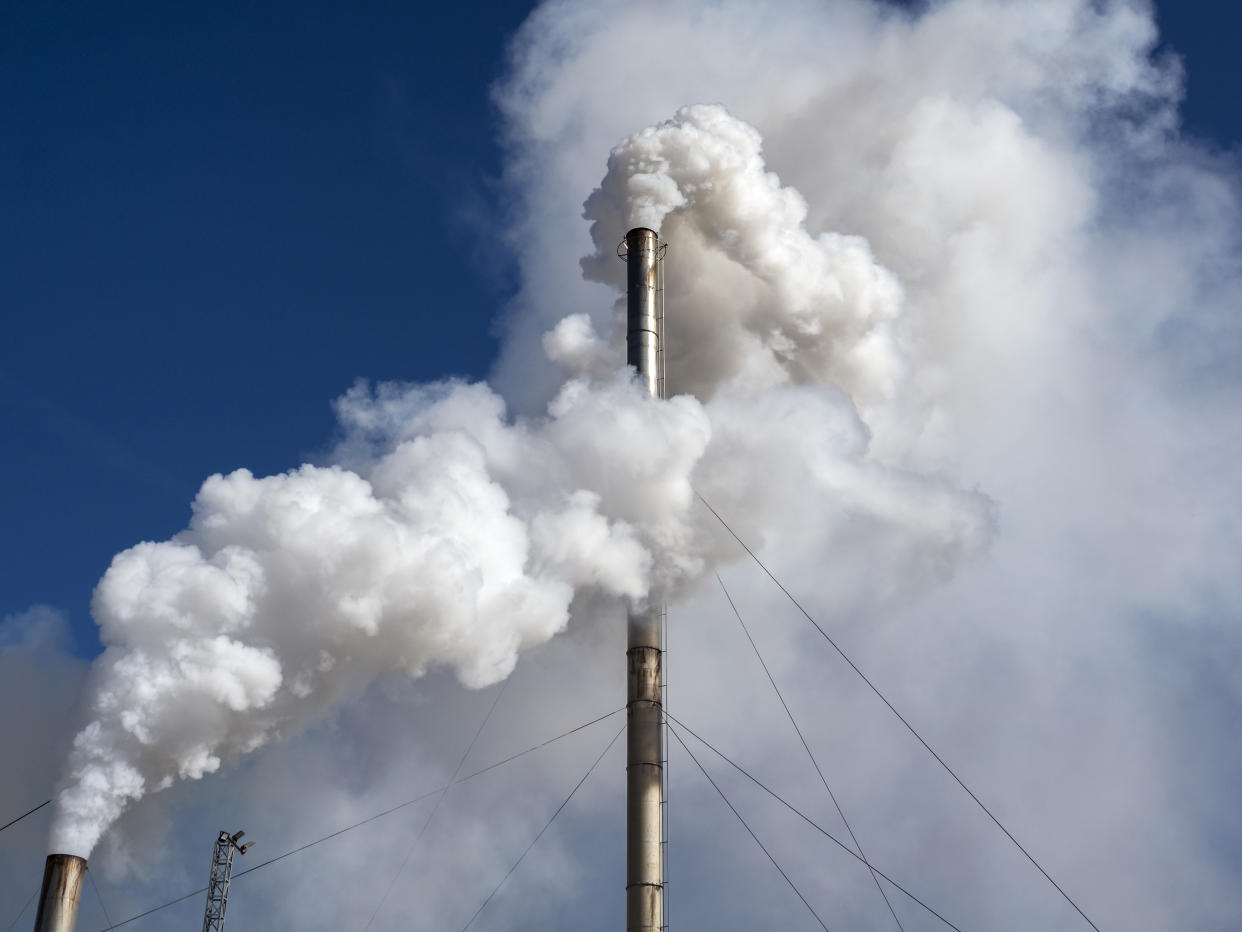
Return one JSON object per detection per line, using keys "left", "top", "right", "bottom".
{"left": 1, "top": 2, "right": 530, "bottom": 648}
{"left": 3, "top": 2, "right": 1242, "bottom": 930}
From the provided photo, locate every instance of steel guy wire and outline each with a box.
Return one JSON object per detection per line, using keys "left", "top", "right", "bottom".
{"left": 362, "top": 678, "right": 510, "bottom": 931}
{"left": 694, "top": 489, "right": 1102, "bottom": 932}
{"left": 666, "top": 713, "right": 964, "bottom": 932}
{"left": 716, "top": 571, "right": 906, "bottom": 932}
{"left": 668, "top": 723, "right": 832, "bottom": 932}
{"left": 458, "top": 721, "right": 625, "bottom": 932}
{"left": 90, "top": 706, "right": 625, "bottom": 931}
{"left": 0, "top": 799, "right": 50, "bottom": 835}
{"left": 4, "top": 890, "right": 36, "bottom": 932}
{"left": 92, "top": 886, "right": 204, "bottom": 931}
{"left": 86, "top": 867, "right": 115, "bottom": 931}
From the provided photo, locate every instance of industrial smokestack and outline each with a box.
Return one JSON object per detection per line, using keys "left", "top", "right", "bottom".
{"left": 624, "top": 227, "right": 662, "bottom": 399}
{"left": 623, "top": 226, "right": 664, "bottom": 932}
{"left": 32, "top": 854, "right": 86, "bottom": 932}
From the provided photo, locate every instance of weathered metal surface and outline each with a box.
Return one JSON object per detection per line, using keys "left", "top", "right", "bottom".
{"left": 624, "top": 226, "right": 664, "bottom": 932}
{"left": 202, "top": 830, "right": 251, "bottom": 932}
{"left": 32, "top": 853, "right": 86, "bottom": 932}
{"left": 627, "top": 615, "right": 664, "bottom": 931}
{"left": 625, "top": 227, "right": 661, "bottom": 399}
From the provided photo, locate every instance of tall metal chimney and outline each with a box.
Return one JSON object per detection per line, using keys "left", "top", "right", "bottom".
{"left": 623, "top": 226, "right": 664, "bottom": 932}
{"left": 32, "top": 854, "right": 86, "bottom": 932}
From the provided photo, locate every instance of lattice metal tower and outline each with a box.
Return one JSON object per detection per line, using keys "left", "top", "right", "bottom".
{"left": 202, "top": 830, "right": 253, "bottom": 932}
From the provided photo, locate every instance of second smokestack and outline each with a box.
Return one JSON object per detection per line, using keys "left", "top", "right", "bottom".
{"left": 32, "top": 854, "right": 86, "bottom": 932}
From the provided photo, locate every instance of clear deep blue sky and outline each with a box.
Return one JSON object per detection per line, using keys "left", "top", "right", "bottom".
{"left": 1, "top": 1, "right": 533, "bottom": 650}
{"left": 0, "top": 1, "right": 1236, "bottom": 655}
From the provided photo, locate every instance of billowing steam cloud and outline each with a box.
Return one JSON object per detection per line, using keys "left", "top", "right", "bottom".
{"left": 49, "top": 105, "right": 992, "bottom": 857}
{"left": 579, "top": 104, "right": 904, "bottom": 410}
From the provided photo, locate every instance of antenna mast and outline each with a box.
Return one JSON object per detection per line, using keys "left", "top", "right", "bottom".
{"left": 621, "top": 226, "right": 666, "bottom": 932}
{"left": 202, "top": 830, "right": 253, "bottom": 932}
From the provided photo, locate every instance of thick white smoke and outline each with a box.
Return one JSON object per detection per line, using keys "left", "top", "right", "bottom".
{"left": 50, "top": 107, "right": 992, "bottom": 857}
{"left": 580, "top": 105, "right": 905, "bottom": 411}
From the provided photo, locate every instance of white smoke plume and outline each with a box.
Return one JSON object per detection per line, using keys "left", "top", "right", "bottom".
{"left": 580, "top": 105, "right": 905, "bottom": 411}
{"left": 50, "top": 107, "right": 993, "bottom": 856}
{"left": 475, "top": 1, "right": 1242, "bottom": 927}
